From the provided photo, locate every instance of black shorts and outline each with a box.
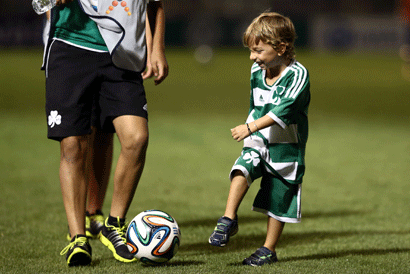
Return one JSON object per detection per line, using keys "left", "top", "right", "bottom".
{"left": 45, "top": 40, "right": 148, "bottom": 141}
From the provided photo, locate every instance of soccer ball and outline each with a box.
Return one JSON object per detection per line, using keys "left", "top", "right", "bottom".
{"left": 126, "top": 210, "right": 181, "bottom": 265}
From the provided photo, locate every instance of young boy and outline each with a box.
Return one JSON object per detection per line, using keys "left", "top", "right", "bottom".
{"left": 208, "top": 12, "right": 310, "bottom": 266}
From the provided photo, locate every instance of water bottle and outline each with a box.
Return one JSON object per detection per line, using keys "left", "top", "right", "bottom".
{"left": 32, "top": 0, "right": 56, "bottom": 15}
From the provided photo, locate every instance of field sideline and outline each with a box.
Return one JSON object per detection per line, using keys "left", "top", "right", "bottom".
{"left": 0, "top": 49, "right": 409, "bottom": 273}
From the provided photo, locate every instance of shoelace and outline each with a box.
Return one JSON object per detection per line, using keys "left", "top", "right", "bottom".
{"left": 60, "top": 237, "right": 88, "bottom": 255}
{"left": 215, "top": 222, "right": 228, "bottom": 233}
{"left": 105, "top": 217, "right": 128, "bottom": 245}
{"left": 252, "top": 248, "right": 274, "bottom": 260}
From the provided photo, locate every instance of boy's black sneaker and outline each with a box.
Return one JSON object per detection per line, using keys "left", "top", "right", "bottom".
{"left": 208, "top": 216, "right": 238, "bottom": 247}
{"left": 242, "top": 246, "right": 278, "bottom": 266}
{"left": 99, "top": 217, "right": 137, "bottom": 263}
{"left": 60, "top": 235, "right": 92, "bottom": 267}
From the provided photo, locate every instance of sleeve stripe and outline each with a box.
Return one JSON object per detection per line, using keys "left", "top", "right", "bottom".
{"left": 289, "top": 63, "right": 308, "bottom": 99}
{"left": 284, "top": 71, "right": 298, "bottom": 98}
{"left": 289, "top": 67, "right": 303, "bottom": 98}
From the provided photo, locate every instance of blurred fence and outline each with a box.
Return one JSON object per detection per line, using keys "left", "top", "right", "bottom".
{"left": 0, "top": 0, "right": 406, "bottom": 51}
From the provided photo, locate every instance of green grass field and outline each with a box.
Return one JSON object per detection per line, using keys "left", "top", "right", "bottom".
{"left": 0, "top": 48, "right": 409, "bottom": 273}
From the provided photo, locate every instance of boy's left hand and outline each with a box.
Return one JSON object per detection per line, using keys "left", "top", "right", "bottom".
{"left": 231, "top": 124, "right": 250, "bottom": 142}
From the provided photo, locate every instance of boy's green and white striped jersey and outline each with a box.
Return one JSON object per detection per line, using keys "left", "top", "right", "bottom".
{"left": 243, "top": 61, "right": 310, "bottom": 184}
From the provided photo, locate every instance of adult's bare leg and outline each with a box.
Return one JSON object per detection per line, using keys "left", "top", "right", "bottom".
{"left": 110, "top": 115, "right": 148, "bottom": 218}
{"left": 59, "top": 135, "right": 89, "bottom": 238}
{"left": 87, "top": 127, "right": 113, "bottom": 214}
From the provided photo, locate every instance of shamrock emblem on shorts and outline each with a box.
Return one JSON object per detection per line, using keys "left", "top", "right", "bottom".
{"left": 48, "top": 110, "right": 61, "bottom": 128}
{"left": 243, "top": 151, "right": 260, "bottom": 167}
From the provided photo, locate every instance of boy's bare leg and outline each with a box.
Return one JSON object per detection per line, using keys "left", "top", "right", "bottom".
{"left": 224, "top": 170, "right": 249, "bottom": 220}
{"left": 60, "top": 135, "right": 89, "bottom": 237}
{"left": 87, "top": 128, "right": 113, "bottom": 214}
{"left": 264, "top": 217, "right": 285, "bottom": 252}
{"left": 209, "top": 170, "right": 246, "bottom": 247}
{"left": 110, "top": 115, "right": 148, "bottom": 218}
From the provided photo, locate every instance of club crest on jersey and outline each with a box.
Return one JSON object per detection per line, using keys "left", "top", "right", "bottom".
{"left": 272, "top": 97, "right": 281, "bottom": 105}
{"left": 270, "top": 86, "right": 285, "bottom": 105}
{"left": 274, "top": 86, "right": 286, "bottom": 95}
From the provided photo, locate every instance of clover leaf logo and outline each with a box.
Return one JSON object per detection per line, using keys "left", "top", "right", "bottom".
{"left": 275, "top": 86, "right": 285, "bottom": 95}
{"left": 48, "top": 110, "right": 61, "bottom": 128}
{"left": 243, "top": 151, "right": 260, "bottom": 167}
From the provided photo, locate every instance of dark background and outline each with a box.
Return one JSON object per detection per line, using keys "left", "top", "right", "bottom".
{"left": 0, "top": 0, "right": 402, "bottom": 49}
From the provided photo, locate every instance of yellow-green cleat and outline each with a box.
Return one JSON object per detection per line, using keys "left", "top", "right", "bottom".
{"left": 99, "top": 217, "right": 137, "bottom": 263}
{"left": 60, "top": 235, "right": 92, "bottom": 267}
{"left": 86, "top": 211, "right": 105, "bottom": 239}
{"left": 66, "top": 211, "right": 105, "bottom": 241}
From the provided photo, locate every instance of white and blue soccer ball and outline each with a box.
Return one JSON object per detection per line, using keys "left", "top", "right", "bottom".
{"left": 126, "top": 210, "right": 181, "bottom": 265}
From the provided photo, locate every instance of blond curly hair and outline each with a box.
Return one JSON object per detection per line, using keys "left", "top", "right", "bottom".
{"left": 243, "top": 12, "right": 296, "bottom": 61}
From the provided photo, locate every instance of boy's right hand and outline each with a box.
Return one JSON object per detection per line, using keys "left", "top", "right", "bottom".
{"left": 231, "top": 124, "right": 251, "bottom": 142}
